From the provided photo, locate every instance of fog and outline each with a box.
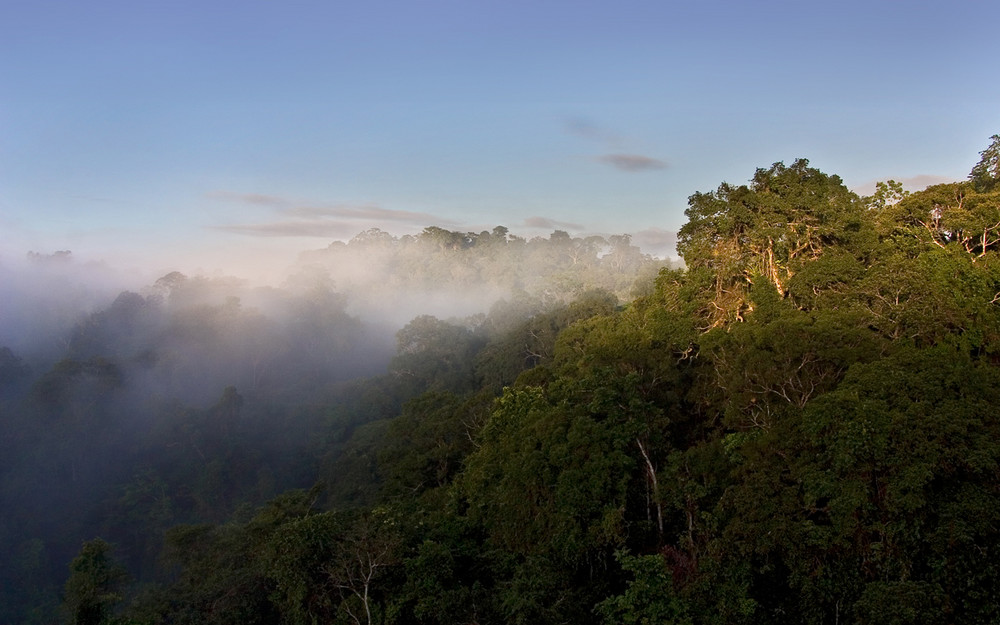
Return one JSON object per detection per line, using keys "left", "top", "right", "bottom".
{"left": 0, "top": 224, "right": 675, "bottom": 423}
{"left": 0, "top": 251, "right": 150, "bottom": 364}
{"left": 0, "top": 224, "right": 673, "bottom": 621}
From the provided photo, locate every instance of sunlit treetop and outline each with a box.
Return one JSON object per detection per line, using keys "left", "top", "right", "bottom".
{"left": 969, "top": 134, "right": 1000, "bottom": 193}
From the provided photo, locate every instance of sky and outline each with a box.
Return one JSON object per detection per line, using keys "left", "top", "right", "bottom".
{"left": 2, "top": 0, "right": 999, "bottom": 283}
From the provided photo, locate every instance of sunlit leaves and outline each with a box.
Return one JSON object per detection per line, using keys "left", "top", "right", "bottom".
{"left": 969, "top": 134, "right": 1000, "bottom": 193}
{"left": 677, "top": 159, "right": 864, "bottom": 327}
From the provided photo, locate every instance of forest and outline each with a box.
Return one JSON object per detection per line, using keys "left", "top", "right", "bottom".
{"left": 2, "top": 135, "right": 999, "bottom": 625}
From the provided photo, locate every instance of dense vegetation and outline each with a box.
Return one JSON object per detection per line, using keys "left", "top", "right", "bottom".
{"left": 0, "top": 226, "right": 666, "bottom": 624}
{"left": 3, "top": 136, "right": 1000, "bottom": 624}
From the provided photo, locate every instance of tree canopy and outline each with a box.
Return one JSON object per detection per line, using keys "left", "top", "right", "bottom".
{"left": 3, "top": 136, "right": 1000, "bottom": 625}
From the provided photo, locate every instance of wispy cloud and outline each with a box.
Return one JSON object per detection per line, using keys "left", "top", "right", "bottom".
{"left": 523, "top": 216, "right": 584, "bottom": 231}
{"left": 283, "top": 204, "right": 453, "bottom": 225}
{"left": 597, "top": 153, "right": 668, "bottom": 172}
{"left": 212, "top": 221, "right": 358, "bottom": 238}
{"left": 563, "top": 117, "right": 668, "bottom": 173}
{"left": 207, "top": 190, "right": 460, "bottom": 238}
{"left": 206, "top": 191, "right": 290, "bottom": 207}
{"left": 564, "top": 117, "right": 622, "bottom": 145}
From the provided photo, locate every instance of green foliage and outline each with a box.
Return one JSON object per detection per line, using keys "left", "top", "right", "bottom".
{"left": 853, "top": 581, "right": 946, "bottom": 625}
{"left": 677, "top": 158, "right": 864, "bottom": 327}
{"left": 969, "top": 134, "right": 1000, "bottom": 192}
{"left": 391, "top": 315, "right": 484, "bottom": 394}
{"left": 63, "top": 539, "right": 128, "bottom": 625}
{"left": 475, "top": 288, "right": 618, "bottom": 391}
{"left": 863, "top": 179, "right": 910, "bottom": 211}
{"left": 15, "top": 145, "right": 1000, "bottom": 625}
{"left": 31, "top": 357, "right": 124, "bottom": 416}
{"left": 595, "top": 550, "right": 692, "bottom": 625}
{"left": 882, "top": 181, "right": 1000, "bottom": 259}
{"left": 378, "top": 391, "right": 491, "bottom": 499}
{"left": 700, "top": 286, "right": 882, "bottom": 430}
{"left": 299, "top": 225, "right": 668, "bottom": 307}
{"left": 712, "top": 346, "right": 1000, "bottom": 623}
{"left": 155, "top": 522, "right": 276, "bottom": 625}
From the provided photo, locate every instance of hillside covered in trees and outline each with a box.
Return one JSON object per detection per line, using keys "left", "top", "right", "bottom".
{"left": 3, "top": 136, "right": 1000, "bottom": 625}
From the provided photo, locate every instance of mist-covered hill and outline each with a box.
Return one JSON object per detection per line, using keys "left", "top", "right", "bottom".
{"left": 0, "top": 225, "right": 671, "bottom": 624}
{"left": 4, "top": 135, "right": 1000, "bottom": 625}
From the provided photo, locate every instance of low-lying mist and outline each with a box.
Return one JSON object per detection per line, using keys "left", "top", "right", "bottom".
{"left": 0, "top": 251, "right": 146, "bottom": 364}
{"left": 2, "top": 226, "right": 675, "bottom": 384}
{"left": 0, "top": 225, "right": 674, "bottom": 621}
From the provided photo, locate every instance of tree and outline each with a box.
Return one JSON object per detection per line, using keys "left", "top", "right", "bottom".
{"left": 699, "top": 285, "right": 881, "bottom": 431}
{"left": 969, "top": 134, "right": 1000, "bottom": 193}
{"left": 677, "top": 159, "right": 863, "bottom": 327}
{"left": 863, "top": 179, "right": 909, "bottom": 211}
{"left": 324, "top": 509, "right": 403, "bottom": 625}
{"left": 458, "top": 379, "right": 643, "bottom": 623}
{"left": 884, "top": 181, "right": 1000, "bottom": 257}
{"left": 475, "top": 289, "right": 618, "bottom": 391}
{"left": 63, "top": 539, "right": 128, "bottom": 625}
{"left": 377, "top": 391, "right": 490, "bottom": 499}
{"left": 595, "top": 550, "right": 692, "bottom": 625}
{"left": 492, "top": 225, "right": 510, "bottom": 242}
{"left": 717, "top": 347, "right": 1000, "bottom": 623}
{"left": 390, "top": 315, "right": 482, "bottom": 393}
{"left": 256, "top": 510, "right": 344, "bottom": 625}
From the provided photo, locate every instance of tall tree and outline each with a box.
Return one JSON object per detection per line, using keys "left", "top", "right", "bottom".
{"left": 969, "top": 134, "right": 1000, "bottom": 193}
{"left": 63, "top": 539, "right": 128, "bottom": 625}
{"left": 677, "top": 159, "right": 864, "bottom": 327}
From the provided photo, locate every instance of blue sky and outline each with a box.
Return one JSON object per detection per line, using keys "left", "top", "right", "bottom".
{"left": 2, "top": 0, "right": 998, "bottom": 280}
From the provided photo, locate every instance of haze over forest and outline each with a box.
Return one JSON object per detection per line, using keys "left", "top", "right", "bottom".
{"left": 3, "top": 1, "right": 997, "bottom": 279}
{"left": 3, "top": 1, "right": 1000, "bottom": 623}
{"left": 0, "top": 220, "right": 673, "bottom": 622}
{"left": 2, "top": 137, "right": 1000, "bottom": 625}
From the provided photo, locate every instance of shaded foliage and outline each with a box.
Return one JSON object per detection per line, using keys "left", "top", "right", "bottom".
{"left": 7, "top": 139, "right": 1000, "bottom": 625}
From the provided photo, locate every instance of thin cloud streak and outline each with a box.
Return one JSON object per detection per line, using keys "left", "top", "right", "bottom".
{"left": 209, "top": 191, "right": 461, "bottom": 238}
{"left": 564, "top": 117, "right": 623, "bottom": 146}
{"left": 211, "top": 220, "right": 359, "bottom": 238}
{"left": 598, "top": 153, "right": 668, "bottom": 172}
{"left": 523, "top": 216, "right": 585, "bottom": 230}
{"left": 283, "top": 204, "right": 456, "bottom": 225}
{"left": 206, "top": 191, "right": 291, "bottom": 207}
{"left": 564, "top": 118, "right": 670, "bottom": 173}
